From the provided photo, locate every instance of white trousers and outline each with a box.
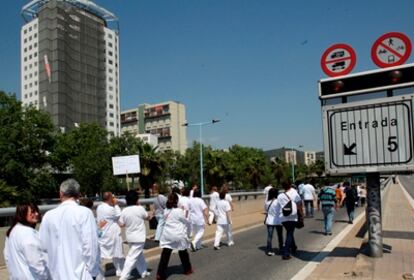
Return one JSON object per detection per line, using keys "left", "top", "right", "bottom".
{"left": 191, "top": 224, "right": 205, "bottom": 249}
{"left": 120, "top": 242, "right": 147, "bottom": 280}
{"left": 214, "top": 224, "right": 233, "bottom": 247}
{"left": 208, "top": 210, "right": 216, "bottom": 224}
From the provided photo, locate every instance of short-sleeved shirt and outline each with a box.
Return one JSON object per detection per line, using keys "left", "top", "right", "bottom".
{"left": 277, "top": 188, "right": 302, "bottom": 223}
{"left": 189, "top": 197, "right": 207, "bottom": 225}
{"left": 302, "top": 184, "right": 316, "bottom": 200}
{"left": 209, "top": 191, "right": 219, "bottom": 211}
{"left": 319, "top": 186, "right": 336, "bottom": 207}
{"left": 216, "top": 199, "right": 231, "bottom": 225}
{"left": 265, "top": 199, "right": 281, "bottom": 225}
{"left": 119, "top": 205, "right": 148, "bottom": 243}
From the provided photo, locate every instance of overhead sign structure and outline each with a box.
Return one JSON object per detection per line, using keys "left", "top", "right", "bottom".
{"left": 322, "top": 95, "right": 414, "bottom": 174}
{"left": 371, "top": 32, "right": 412, "bottom": 68}
{"left": 112, "top": 155, "right": 141, "bottom": 176}
{"left": 321, "top": 43, "right": 357, "bottom": 77}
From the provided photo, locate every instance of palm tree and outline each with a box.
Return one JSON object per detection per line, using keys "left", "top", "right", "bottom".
{"left": 138, "top": 143, "right": 163, "bottom": 198}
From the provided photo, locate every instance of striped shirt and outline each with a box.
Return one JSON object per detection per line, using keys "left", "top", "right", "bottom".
{"left": 319, "top": 186, "right": 336, "bottom": 207}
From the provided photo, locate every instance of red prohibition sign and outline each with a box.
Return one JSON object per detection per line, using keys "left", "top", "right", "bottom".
{"left": 321, "top": 43, "right": 357, "bottom": 77}
{"left": 371, "top": 32, "right": 412, "bottom": 68}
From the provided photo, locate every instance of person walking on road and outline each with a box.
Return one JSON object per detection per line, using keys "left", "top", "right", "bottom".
{"left": 277, "top": 181, "right": 303, "bottom": 260}
{"left": 318, "top": 180, "right": 337, "bottom": 235}
{"left": 213, "top": 190, "right": 234, "bottom": 250}
{"left": 39, "top": 179, "right": 101, "bottom": 280}
{"left": 302, "top": 180, "right": 317, "bottom": 218}
{"left": 118, "top": 190, "right": 151, "bottom": 279}
{"left": 189, "top": 190, "right": 209, "bottom": 251}
{"left": 153, "top": 187, "right": 167, "bottom": 242}
{"left": 96, "top": 192, "right": 125, "bottom": 276}
{"left": 343, "top": 181, "right": 358, "bottom": 224}
{"left": 264, "top": 188, "right": 283, "bottom": 256}
{"left": 156, "top": 193, "right": 193, "bottom": 280}
{"left": 4, "top": 202, "right": 51, "bottom": 279}
{"left": 208, "top": 186, "right": 219, "bottom": 225}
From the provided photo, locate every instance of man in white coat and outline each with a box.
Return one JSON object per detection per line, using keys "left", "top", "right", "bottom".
{"left": 97, "top": 192, "right": 125, "bottom": 276}
{"left": 39, "top": 179, "right": 101, "bottom": 280}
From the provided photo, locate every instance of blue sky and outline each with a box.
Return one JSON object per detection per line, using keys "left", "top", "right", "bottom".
{"left": 1, "top": 0, "right": 414, "bottom": 151}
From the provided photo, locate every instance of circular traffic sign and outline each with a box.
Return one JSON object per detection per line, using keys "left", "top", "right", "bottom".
{"left": 371, "top": 32, "right": 412, "bottom": 68}
{"left": 321, "top": 43, "right": 357, "bottom": 77}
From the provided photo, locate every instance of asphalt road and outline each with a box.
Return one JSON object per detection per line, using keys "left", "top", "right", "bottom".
{"left": 398, "top": 175, "right": 414, "bottom": 199}
{"left": 107, "top": 205, "right": 364, "bottom": 280}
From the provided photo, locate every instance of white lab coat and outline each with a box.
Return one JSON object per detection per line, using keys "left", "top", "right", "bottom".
{"left": 4, "top": 223, "right": 50, "bottom": 280}
{"left": 39, "top": 200, "right": 101, "bottom": 280}
{"left": 160, "top": 208, "right": 189, "bottom": 250}
{"left": 96, "top": 202, "right": 124, "bottom": 259}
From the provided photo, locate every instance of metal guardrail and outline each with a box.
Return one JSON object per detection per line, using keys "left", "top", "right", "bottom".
{"left": 0, "top": 191, "right": 264, "bottom": 218}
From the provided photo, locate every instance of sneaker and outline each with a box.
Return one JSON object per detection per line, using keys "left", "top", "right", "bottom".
{"left": 214, "top": 246, "right": 221, "bottom": 250}
{"left": 190, "top": 241, "right": 196, "bottom": 252}
{"left": 266, "top": 251, "right": 275, "bottom": 256}
{"left": 184, "top": 268, "right": 194, "bottom": 275}
{"left": 328, "top": 232, "right": 332, "bottom": 236}
{"left": 282, "top": 255, "right": 292, "bottom": 260}
{"left": 141, "top": 271, "right": 151, "bottom": 278}
{"left": 227, "top": 241, "right": 235, "bottom": 247}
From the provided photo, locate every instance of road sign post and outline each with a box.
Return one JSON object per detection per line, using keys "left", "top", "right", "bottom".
{"left": 366, "top": 172, "right": 383, "bottom": 258}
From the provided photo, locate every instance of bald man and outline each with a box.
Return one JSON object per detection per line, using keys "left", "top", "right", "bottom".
{"left": 96, "top": 192, "right": 125, "bottom": 276}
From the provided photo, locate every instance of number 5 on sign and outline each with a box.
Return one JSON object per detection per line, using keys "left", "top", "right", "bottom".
{"left": 388, "top": 136, "right": 398, "bottom": 152}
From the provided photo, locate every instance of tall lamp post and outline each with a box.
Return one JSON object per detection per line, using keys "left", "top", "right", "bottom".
{"left": 183, "top": 119, "right": 220, "bottom": 197}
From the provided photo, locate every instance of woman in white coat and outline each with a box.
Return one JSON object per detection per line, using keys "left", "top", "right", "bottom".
{"left": 4, "top": 202, "right": 51, "bottom": 279}
{"left": 156, "top": 193, "right": 193, "bottom": 280}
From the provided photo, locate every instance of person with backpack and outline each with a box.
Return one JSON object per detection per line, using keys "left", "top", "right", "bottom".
{"left": 318, "top": 180, "right": 337, "bottom": 235}
{"left": 276, "top": 180, "right": 303, "bottom": 260}
{"left": 343, "top": 181, "right": 358, "bottom": 224}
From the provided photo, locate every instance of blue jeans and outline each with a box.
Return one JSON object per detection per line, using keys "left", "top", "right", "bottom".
{"left": 304, "top": 200, "right": 314, "bottom": 217}
{"left": 266, "top": 225, "right": 283, "bottom": 252}
{"left": 282, "top": 221, "right": 297, "bottom": 257}
{"left": 322, "top": 206, "right": 335, "bottom": 234}
{"left": 346, "top": 205, "right": 355, "bottom": 222}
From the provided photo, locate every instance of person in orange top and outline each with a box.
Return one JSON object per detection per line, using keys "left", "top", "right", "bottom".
{"left": 335, "top": 184, "right": 344, "bottom": 207}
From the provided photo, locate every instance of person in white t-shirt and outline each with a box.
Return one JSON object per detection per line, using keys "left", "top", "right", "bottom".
{"left": 189, "top": 190, "right": 209, "bottom": 251}
{"left": 302, "top": 181, "right": 317, "bottom": 218}
{"left": 264, "top": 188, "right": 283, "bottom": 256}
{"left": 208, "top": 186, "right": 219, "bottom": 225}
{"left": 213, "top": 191, "right": 233, "bottom": 250}
{"left": 220, "top": 185, "right": 234, "bottom": 246}
{"left": 118, "top": 190, "right": 151, "bottom": 280}
{"left": 276, "top": 181, "right": 303, "bottom": 260}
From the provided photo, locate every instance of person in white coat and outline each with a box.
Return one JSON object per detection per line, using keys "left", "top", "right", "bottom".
{"left": 4, "top": 202, "right": 51, "bottom": 280}
{"left": 96, "top": 192, "right": 125, "bottom": 276}
{"left": 39, "top": 179, "right": 101, "bottom": 279}
{"left": 213, "top": 191, "right": 233, "bottom": 250}
{"left": 189, "top": 190, "right": 209, "bottom": 251}
{"left": 208, "top": 186, "right": 219, "bottom": 225}
{"left": 118, "top": 190, "right": 151, "bottom": 280}
{"left": 156, "top": 193, "right": 193, "bottom": 280}
{"left": 264, "top": 188, "right": 283, "bottom": 256}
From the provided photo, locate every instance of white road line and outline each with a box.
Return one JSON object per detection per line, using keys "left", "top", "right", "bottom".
{"left": 291, "top": 210, "right": 366, "bottom": 280}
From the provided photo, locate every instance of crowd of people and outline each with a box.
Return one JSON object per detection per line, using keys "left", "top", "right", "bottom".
{"left": 3, "top": 177, "right": 368, "bottom": 279}
{"left": 3, "top": 179, "right": 234, "bottom": 280}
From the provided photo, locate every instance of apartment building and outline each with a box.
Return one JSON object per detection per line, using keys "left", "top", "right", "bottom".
{"left": 21, "top": 0, "right": 120, "bottom": 136}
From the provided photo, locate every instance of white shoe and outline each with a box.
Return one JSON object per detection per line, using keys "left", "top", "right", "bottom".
{"left": 116, "top": 270, "right": 122, "bottom": 277}
{"left": 227, "top": 241, "right": 235, "bottom": 246}
{"left": 141, "top": 271, "right": 151, "bottom": 278}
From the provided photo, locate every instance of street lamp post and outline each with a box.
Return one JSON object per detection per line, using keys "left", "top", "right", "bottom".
{"left": 183, "top": 119, "right": 220, "bottom": 197}
{"left": 291, "top": 145, "right": 303, "bottom": 184}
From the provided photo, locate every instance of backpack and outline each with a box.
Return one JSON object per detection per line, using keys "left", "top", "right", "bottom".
{"left": 282, "top": 193, "right": 293, "bottom": 216}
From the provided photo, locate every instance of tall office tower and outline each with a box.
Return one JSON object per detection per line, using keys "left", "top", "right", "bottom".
{"left": 120, "top": 101, "right": 188, "bottom": 154}
{"left": 21, "top": 0, "right": 120, "bottom": 136}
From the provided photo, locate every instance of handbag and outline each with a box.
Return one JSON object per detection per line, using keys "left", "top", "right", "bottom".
{"left": 295, "top": 210, "right": 304, "bottom": 229}
{"left": 149, "top": 216, "right": 158, "bottom": 230}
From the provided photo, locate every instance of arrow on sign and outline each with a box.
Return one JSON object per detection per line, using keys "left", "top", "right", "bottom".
{"left": 344, "top": 143, "right": 357, "bottom": 155}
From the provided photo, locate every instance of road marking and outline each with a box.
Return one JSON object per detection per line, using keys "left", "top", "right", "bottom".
{"left": 290, "top": 210, "right": 366, "bottom": 280}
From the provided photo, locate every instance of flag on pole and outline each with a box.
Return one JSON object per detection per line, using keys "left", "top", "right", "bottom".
{"left": 44, "top": 54, "right": 51, "bottom": 83}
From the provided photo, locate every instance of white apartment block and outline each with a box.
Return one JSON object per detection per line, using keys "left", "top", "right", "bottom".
{"left": 285, "top": 150, "right": 297, "bottom": 165}
{"left": 120, "top": 101, "right": 188, "bottom": 154}
{"left": 304, "top": 151, "right": 316, "bottom": 166}
{"left": 21, "top": 0, "right": 120, "bottom": 136}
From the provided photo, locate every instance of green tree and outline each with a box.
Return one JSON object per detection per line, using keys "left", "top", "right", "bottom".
{"left": 0, "top": 91, "right": 56, "bottom": 204}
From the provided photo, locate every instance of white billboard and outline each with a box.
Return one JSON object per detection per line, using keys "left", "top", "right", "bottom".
{"left": 112, "top": 155, "right": 141, "bottom": 176}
